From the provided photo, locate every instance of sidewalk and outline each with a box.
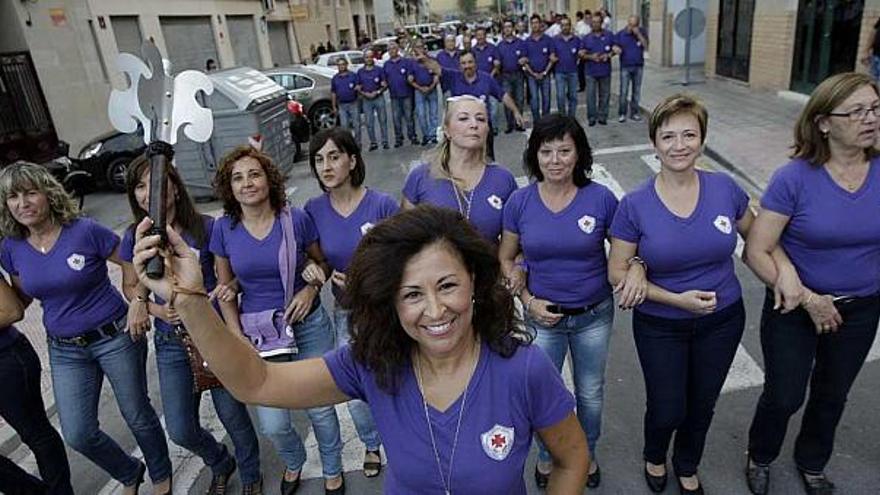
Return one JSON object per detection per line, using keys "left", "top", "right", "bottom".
{"left": 637, "top": 62, "right": 806, "bottom": 191}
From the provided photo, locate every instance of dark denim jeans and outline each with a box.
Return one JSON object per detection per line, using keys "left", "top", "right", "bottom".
{"left": 154, "top": 331, "right": 261, "bottom": 484}
{"left": 0, "top": 335, "right": 72, "bottom": 494}
{"left": 337, "top": 101, "right": 361, "bottom": 144}
{"left": 633, "top": 300, "right": 745, "bottom": 476}
{"left": 390, "top": 96, "right": 417, "bottom": 145}
{"left": 586, "top": 75, "right": 611, "bottom": 123}
{"left": 527, "top": 75, "right": 552, "bottom": 120}
{"left": 555, "top": 71, "right": 579, "bottom": 117}
{"left": 500, "top": 71, "right": 525, "bottom": 131}
{"left": 618, "top": 65, "right": 644, "bottom": 118}
{"left": 49, "top": 329, "right": 171, "bottom": 485}
{"left": 748, "top": 291, "right": 879, "bottom": 473}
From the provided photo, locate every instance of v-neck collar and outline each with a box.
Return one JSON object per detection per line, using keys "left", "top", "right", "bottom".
{"left": 412, "top": 343, "right": 489, "bottom": 426}
{"left": 650, "top": 170, "right": 705, "bottom": 224}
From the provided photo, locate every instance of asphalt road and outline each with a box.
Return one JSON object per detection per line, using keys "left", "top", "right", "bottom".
{"left": 9, "top": 102, "right": 880, "bottom": 495}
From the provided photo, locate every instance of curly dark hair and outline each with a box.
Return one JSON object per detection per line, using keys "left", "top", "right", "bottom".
{"left": 523, "top": 113, "right": 593, "bottom": 187}
{"left": 345, "top": 204, "right": 531, "bottom": 393}
{"left": 213, "top": 146, "right": 287, "bottom": 225}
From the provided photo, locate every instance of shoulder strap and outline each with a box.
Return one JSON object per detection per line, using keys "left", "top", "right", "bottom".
{"left": 278, "top": 207, "right": 297, "bottom": 307}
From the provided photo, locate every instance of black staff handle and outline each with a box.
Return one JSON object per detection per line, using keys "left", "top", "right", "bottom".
{"left": 145, "top": 141, "right": 173, "bottom": 279}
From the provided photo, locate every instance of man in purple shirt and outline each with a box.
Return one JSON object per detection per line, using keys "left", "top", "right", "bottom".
{"left": 357, "top": 50, "right": 389, "bottom": 150}
{"left": 614, "top": 15, "right": 648, "bottom": 122}
{"left": 553, "top": 17, "right": 583, "bottom": 117}
{"left": 581, "top": 16, "right": 615, "bottom": 126}
{"left": 497, "top": 19, "right": 527, "bottom": 133}
{"left": 331, "top": 58, "right": 361, "bottom": 143}
{"left": 472, "top": 26, "right": 502, "bottom": 135}
{"left": 383, "top": 41, "right": 418, "bottom": 147}
{"left": 407, "top": 39, "right": 441, "bottom": 146}
{"left": 436, "top": 34, "right": 460, "bottom": 96}
{"left": 524, "top": 14, "right": 557, "bottom": 120}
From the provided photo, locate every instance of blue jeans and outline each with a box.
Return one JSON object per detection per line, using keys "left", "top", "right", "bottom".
{"left": 555, "top": 71, "right": 579, "bottom": 116}
{"left": 527, "top": 75, "right": 551, "bottom": 120}
{"left": 362, "top": 96, "right": 389, "bottom": 147}
{"left": 154, "top": 331, "right": 261, "bottom": 484}
{"left": 619, "top": 65, "right": 644, "bottom": 117}
{"left": 254, "top": 306, "right": 343, "bottom": 478}
{"left": 871, "top": 55, "right": 880, "bottom": 82}
{"left": 586, "top": 75, "right": 611, "bottom": 123}
{"left": 634, "top": 300, "right": 745, "bottom": 476}
{"left": 529, "top": 297, "right": 614, "bottom": 461}
{"left": 390, "top": 96, "right": 417, "bottom": 144}
{"left": 49, "top": 327, "right": 171, "bottom": 485}
{"left": 337, "top": 101, "right": 361, "bottom": 144}
{"left": 414, "top": 87, "right": 439, "bottom": 143}
{"left": 332, "top": 309, "right": 381, "bottom": 451}
{"left": 748, "top": 292, "right": 879, "bottom": 473}
{"left": 501, "top": 71, "right": 525, "bottom": 131}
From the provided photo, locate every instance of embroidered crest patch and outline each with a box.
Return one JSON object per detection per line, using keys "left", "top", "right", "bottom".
{"left": 67, "top": 253, "right": 85, "bottom": 271}
{"left": 487, "top": 194, "right": 503, "bottom": 210}
{"left": 577, "top": 215, "right": 596, "bottom": 234}
{"left": 481, "top": 424, "right": 515, "bottom": 461}
{"left": 713, "top": 215, "right": 732, "bottom": 235}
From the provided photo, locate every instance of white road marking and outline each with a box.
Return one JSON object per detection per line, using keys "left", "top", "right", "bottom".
{"left": 593, "top": 143, "right": 654, "bottom": 157}
{"left": 640, "top": 153, "right": 661, "bottom": 173}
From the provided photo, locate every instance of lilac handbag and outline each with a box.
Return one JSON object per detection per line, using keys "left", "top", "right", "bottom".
{"left": 239, "top": 207, "right": 299, "bottom": 355}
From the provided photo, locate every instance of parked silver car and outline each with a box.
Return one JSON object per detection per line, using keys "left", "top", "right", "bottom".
{"left": 263, "top": 65, "right": 336, "bottom": 131}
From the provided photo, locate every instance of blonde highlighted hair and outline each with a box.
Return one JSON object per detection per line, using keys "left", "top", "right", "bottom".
{"left": 425, "top": 95, "right": 489, "bottom": 183}
{"left": 0, "top": 162, "right": 80, "bottom": 239}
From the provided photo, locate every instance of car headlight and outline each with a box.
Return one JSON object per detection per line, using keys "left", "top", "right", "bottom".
{"left": 79, "top": 141, "right": 102, "bottom": 160}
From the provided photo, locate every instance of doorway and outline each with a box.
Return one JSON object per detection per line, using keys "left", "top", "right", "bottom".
{"left": 790, "top": 0, "right": 864, "bottom": 94}
{"left": 716, "top": 0, "right": 754, "bottom": 81}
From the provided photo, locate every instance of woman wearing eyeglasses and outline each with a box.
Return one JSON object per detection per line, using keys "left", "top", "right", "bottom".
{"left": 744, "top": 72, "right": 880, "bottom": 495}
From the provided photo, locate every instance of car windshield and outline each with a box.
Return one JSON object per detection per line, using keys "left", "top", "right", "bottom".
{"left": 349, "top": 53, "right": 365, "bottom": 64}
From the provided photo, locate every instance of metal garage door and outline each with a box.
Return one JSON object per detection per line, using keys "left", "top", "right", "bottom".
{"left": 160, "top": 16, "right": 218, "bottom": 73}
{"left": 268, "top": 21, "right": 293, "bottom": 66}
{"left": 111, "top": 16, "right": 143, "bottom": 56}
{"left": 227, "top": 15, "right": 261, "bottom": 68}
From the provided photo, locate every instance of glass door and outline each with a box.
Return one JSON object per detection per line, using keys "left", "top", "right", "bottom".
{"left": 716, "top": 0, "right": 755, "bottom": 81}
{"left": 790, "top": 0, "right": 864, "bottom": 94}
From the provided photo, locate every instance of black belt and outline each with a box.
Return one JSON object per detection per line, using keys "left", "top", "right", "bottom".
{"left": 550, "top": 300, "right": 603, "bottom": 316}
{"left": 51, "top": 315, "right": 126, "bottom": 347}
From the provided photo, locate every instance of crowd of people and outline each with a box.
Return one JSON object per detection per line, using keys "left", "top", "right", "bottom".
{"left": 329, "top": 10, "right": 647, "bottom": 155}
{"left": 0, "top": 19, "right": 877, "bottom": 495}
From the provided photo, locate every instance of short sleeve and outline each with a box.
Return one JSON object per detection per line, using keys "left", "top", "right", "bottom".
{"left": 119, "top": 227, "right": 135, "bottom": 262}
{"left": 525, "top": 346, "right": 575, "bottom": 429}
{"left": 402, "top": 163, "right": 427, "bottom": 204}
{"left": 730, "top": 178, "right": 751, "bottom": 221}
{"left": 0, "top": 241, "right": 16, "bottom": 276}
{"left": 323, "top": 344, "right": 366, "bottom": 401}
{"left": 761, "top": 162, "right": 799, "bottom": 216}
{"left": 293, "top": 208, "right": 319, "bottom": 246}
{"left": 502, "top": 188, "right": 525, "bottom": 234}
{"left": 87, "top": 219, "right": 121, "bottom": 259}
{"left": 602, "top": 187, "right": 620, "bottom": 223}
{"left": 609, "top": 195, "right": 641, "bottom": 243}
{"left": 209, "top": 217, "right": 228, "bottom": 258}
{"left": 488, "top": 76, "right": 504, "bottom": 101}
{"left": 378, "top": 192, "right": 400, "bottom": 219}
{"left": 547, "top": 38, "right": 557, "bottom": 56}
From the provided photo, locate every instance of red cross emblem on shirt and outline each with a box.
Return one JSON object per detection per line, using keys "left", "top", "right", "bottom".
{"left": 481, "top": 424, "right": 515, "bottom": 461}
{"left": 491, "top": 434, "right": 506, "bottom": 448}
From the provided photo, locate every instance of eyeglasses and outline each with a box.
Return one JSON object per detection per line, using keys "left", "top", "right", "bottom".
{"left": 827, "top": 103, "right": 880, "bottom": 122}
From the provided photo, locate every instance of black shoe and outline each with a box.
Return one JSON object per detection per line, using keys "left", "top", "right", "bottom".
{"left": 368, "top": 143, "right": 378, "bottom": 151}
{"left": 586, "top": 463, "right": 601, "bottom": 488}
{"left": 382, "top": 143, "right": 389, "bottom": 149}
{"left": 644, "top": 463, "right": 668, "bottom": 493}
{"left": 363, "top": 449, "right": 382, "bottom": 478}
{"left": 206, "top": 454, "right": 236, "bottom": 494}
{"left": 534, "top": 465, "right": 550, "bottom": 489}
{"left": 516, "top": 125, "right": 526, "bottom": 132}
{"left": 280, "top": 470, "right": 300, "bottom": 495}
{"left": 125, "top": 461, "right": 146, "bottom": 492}
{"left": 598, "top": 119, "right": 607, "bottom": 125}
{"left": 798, "top": 470, "right": 835, "bottom": 495}
{"left": 745, "top": 459, "right": 769, "bottom": 495}
{"left": 242, "top": 476, "right": 263, "bottom": 495}
{"left": 504, "top": 128, "right": 514, "bottom": 134}
{"left": 325, "top": 475, "right": 345, "bottom": 494}
{"left": 410, "top": 139, "right": 419, "bottom": 146}
{"left": 394, "top": 142, "right": 403, "bottom": 148}
{"left": 588, "top": 120, "right": 597, "bottom": 127}
{"left": 677, "top": 475, "right": 705, "bottom": 494}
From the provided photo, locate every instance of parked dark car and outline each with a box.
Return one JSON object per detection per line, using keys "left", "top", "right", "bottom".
{"left": 76, "top": 128, "right": 146, "bottom": 192}
{"left": 263, "top": 66, "right": 335, "bottom": 132}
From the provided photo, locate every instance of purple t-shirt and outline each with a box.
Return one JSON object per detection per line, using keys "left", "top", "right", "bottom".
{"left": 120, "top": 215, "right": 217, "bottom": 333}
{"left": 552, "top": 34, "right": 582, "bottom": 73}
{"left": 447, "top": 70, "right": 505, "bottom": 103}
{"left": 436, "top": 49, "right": 460, "bottom": 91}
{"left": 0, "top": 218, "right": 126, "bottom": 338}
{"left": 610, "top": 170, "right": 749, "bottom": 319}
{"left": 409, "top": 57, "right": 437, "bottom": 87}
{"left": 383, "top": 57, "right": 414, "bottom": 99}
{"left": 614, "top": 28, "right": 647, "bottom": 67}
{"left": 209, "top": 208, "right": 318, "bottom": 314}
{"left": 324, "top": 342, "right": 575, "bottom": 495}
{"left": 331, "top": 71, "right": 359, "bottom": 104}
{"left": 504, "top": 182, "right": 618, "bottom": 307}
{"left": 582, "top": 31, "right": 614, "bottom": 78}
{"left": 761, "top": 158, "right": 880, "bottom": 296}
{"left": 497, "top": 37, "right": 526, "bottom": 73}
{"left": 473, "top": 42, "right": 500, "bottom": 74}
{"left": 304, "top": 189, "right": 399, "bottom": 302}
{"left": 357, "top": 66, "right": 386, "bottom": 94}
{"left": 524, "top": 34, "right": 555, "bottom": 73}
{"left": 403, "top": 162, "right": 517, "bottom": 244}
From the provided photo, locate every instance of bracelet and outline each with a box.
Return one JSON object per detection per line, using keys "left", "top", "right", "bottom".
{"left": 169, "top": 284, "right": 209, "bottom": 308}
{"left": 135, "top": 295, "right": 149, "bottom": 304}
{"left": 627, "top": 256, "right": 648, "bottom": 271}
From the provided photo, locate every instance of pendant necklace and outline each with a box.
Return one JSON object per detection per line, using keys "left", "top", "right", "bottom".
{"left": 414, "top": 341, "right": 480, "bottom": 495}
{"left": 450, "top": 179, "right": 476, "bottom": 220}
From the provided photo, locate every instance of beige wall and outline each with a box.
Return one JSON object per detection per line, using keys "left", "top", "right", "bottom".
{"left": 746, "top": 1, "right": 795, "bottom": 89}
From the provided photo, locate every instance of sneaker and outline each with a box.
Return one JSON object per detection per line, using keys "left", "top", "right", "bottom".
{"left": 632, "top": 113, "right": 643, "bottom": 121}
{"left": 368, "top": 143, "right": 378, "bottom": 151}
{"left": 618, "top": 115, "right": 626, "bottom": 123}
{"left": 745, "top": 458, "right": 769, "bottom": 495}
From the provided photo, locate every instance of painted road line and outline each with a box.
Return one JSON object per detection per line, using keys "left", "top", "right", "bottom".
{"left": 593, "top": 143, "right": 654, "bottom": 157}
{"left": 640, "top": 153, "right": 661, "bottom": 173}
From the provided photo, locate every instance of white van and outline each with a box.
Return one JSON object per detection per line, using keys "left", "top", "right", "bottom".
{"left": 405, "top": 23, "right": 436, "bottom": 36}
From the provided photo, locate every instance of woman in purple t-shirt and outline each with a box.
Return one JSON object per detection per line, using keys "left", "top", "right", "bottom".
{"left": 118, "top": 156, "right": 262, "bottom": 493}
{"left": 402, "top": 95, "right": 518, "bottom": 245}
{"left": 608, "top": 95, "right": 755, "bottom": 495}
{"left": 130, "top": 204, "right": 589, "bottom": 495}
{"left": 0, "top": 163, "right": 170, "bottom": 494}
{"left": 499, "top": 114, "right": 635, "bottom": 489}
{"left": 210, "top": 146, "right": 343, "bottom": 493}
{"left": 743, "top": 72, "right": 880, "bottom": 495}
{"left": 304, "top": 128, "right": 399, "bottom": 479}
